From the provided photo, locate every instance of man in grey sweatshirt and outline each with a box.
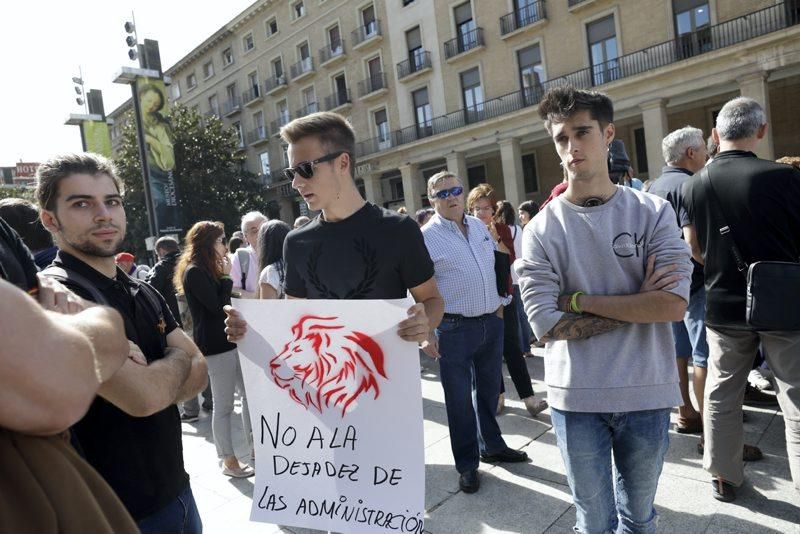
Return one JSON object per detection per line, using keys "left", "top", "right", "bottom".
{"left": 517, "top": 86, "right": 692, "bottom": 533}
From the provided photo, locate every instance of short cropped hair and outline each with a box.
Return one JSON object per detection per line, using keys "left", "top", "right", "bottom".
{"left": 240, "top": 211, "right": 266, "bottom": 233}
{"left": 0, "top": 198, "right": 53, "bottom": 251}
{"left": 426, "top": 170, "right": 460, "bottom": 198}
{"left": 35, "top": 153, "right": 122, "bottom": 212}
{"left": 716, "top": 97, "right": 766, "bottom": 141}
{"left": 155, "top": 235, "right": 180, "bottom": 254}
{"left": 280, "top": 111, "right": 356, "bottom": 178}
{"left": 538, "top": 86, "right": 614, "bottom": 133}
{"left": 662, "top": 126, "right": 705, "bottom": 164}
{"left": 707, "top": 135, "right": 719, "bottom": 159}
{"left": 466, "top": 183, "right": 496, "bottom": 213}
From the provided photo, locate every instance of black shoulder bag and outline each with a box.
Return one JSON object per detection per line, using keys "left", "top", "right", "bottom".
{"left": 699, "top": 167, "right": 800, "bottom": 331}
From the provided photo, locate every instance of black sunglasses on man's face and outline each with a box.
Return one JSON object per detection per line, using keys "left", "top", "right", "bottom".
{"left": 283, "top": 151, "right": 347, "bottom": 180}
{"left": 431, "top": 186, "right": 464, "bottom": 200}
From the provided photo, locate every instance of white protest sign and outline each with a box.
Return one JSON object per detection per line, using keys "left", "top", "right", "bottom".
{"left": 233, "top": 298, "right": 426, "bottom": 533}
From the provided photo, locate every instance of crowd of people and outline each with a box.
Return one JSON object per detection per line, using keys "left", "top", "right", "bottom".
{"left": 0, "top": 86, "right": 797, "bottom": 533}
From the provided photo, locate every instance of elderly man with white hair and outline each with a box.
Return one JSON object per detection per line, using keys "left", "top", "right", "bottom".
{"left": 682, "top": 96, "right": 800, "bottom": 501}
{"left": 230, "top": 211, "right": 266, "bottom": 299}
{"left": 648, "top": 127, "right": 709, "bottom": 437}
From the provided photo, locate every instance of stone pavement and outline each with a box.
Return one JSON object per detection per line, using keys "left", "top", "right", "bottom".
{"left": 182, "top": 353, "right": 799, "bottom": 533}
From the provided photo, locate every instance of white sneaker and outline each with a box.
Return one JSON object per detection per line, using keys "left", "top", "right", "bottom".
{"left": 748, "top": 368, "right": 773, "bottom": 391}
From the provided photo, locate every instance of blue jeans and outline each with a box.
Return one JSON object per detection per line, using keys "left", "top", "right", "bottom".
{"left": 436, "top": 313, "right": 507, "bottom": 473}
{"left": 138, "top": 485, "right": 203, "bottom": 534}
{"left": 551, "top": 408, "right": 671, "bottom": 534}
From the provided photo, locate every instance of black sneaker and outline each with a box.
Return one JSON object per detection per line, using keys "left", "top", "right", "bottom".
{"left": 743, "top": 384, "right": 778, "bottom": 407}
{"left": 180, "top": 413, "right": 199, "bottom": 423}
{"left": 480, "top": 447, "right": 528, "bottom": 463}
{"left": 711, "top": 477, "right": 736, "bottom": 502}
{"left": 458, "top": 470, "right": 480, "bottom": 493}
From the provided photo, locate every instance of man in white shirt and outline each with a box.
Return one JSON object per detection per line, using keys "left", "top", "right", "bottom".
{"left": 230, "top": 211, "right": 265, "bottom": 299}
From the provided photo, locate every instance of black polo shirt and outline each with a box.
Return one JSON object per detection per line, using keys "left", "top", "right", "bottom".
{"left": 0, "top": 216, "right": 38, "bottom": 291}
{"left": 47, "top": 250, "right": 187, "bottom": 521}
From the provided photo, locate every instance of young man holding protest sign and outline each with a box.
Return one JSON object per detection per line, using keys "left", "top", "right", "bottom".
{"left": 224, "top": 111, "right": 443, "bottom": 346}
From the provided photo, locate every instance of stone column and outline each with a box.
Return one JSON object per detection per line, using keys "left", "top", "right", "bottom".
{"left": 399, "top": 163, "right": 422, "bottom": 214}
{"left": 499, "top": 138, "right": 525, "bottom": 208}
{"left": 445, "top": 151, "right": 467, "bottom": 182}
{"left": 640, "top": 99, "right": 669, "bottom": 177}
{"left": 738, "top": 72, "right": 774, "bottom": 160}
{"left": 361, "top": 172, "right": 384, "bottom": 207}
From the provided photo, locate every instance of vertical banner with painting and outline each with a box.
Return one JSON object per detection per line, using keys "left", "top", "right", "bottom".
{"left": 233, "top": 298, "right": 426, "bottom": 534}
{"left": 81, "top": 120, "right": 112, "bottom": 158}
{"left": 134, "top": 77, "right": 182, "bottom": 234}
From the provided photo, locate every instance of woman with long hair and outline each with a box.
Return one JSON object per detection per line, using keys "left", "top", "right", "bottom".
{"left": 174, "top": 221, "right": 254, "bottom": 478}
{"left": 257, "top": 220, "right": 291, "bottom": 299}
{"left": 466, "top": 185, "right": 548, "bottom": 418}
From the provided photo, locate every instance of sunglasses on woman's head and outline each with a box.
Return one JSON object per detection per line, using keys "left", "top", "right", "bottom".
{"left": 283, "top": 151, "right": 347, "bottom": 180}
{"left": 431, "top": 186, "right": 464, "bottom": 200}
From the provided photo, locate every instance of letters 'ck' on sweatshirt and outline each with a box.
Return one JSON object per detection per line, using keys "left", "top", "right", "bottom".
{"left": 516, "top": 186, "right": 692, "bottom": 413}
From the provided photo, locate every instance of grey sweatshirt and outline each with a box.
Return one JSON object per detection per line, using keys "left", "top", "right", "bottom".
{"left": 516, "top": 186, "right": 692, "bottom": 413}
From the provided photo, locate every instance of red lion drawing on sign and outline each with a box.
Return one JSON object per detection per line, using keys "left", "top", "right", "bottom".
{"left": 269, "top": 315, "right": 387, "bottom": 416}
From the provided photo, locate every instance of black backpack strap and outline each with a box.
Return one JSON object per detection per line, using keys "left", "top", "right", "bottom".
{"left": 699, "top": 166, "right": 749, "bottom": 274}
{"left": 40, "top": 265, "right": 111, "bottom": 305}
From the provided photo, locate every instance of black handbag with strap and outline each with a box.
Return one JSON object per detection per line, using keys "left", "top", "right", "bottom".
{"left": 699, "top": 167, "right": 800, "bottom": 331}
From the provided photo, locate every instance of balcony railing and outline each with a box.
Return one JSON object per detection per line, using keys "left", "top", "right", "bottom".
{"left": 294, "top": 102, "right": 319, "bottom": 118}
{"left": 319, "top": 39, "right": 346, "bottom": 64}
{"left": 500, "top": 1, "right": 547, "bottom": 35}
{"left": 325, "top": 89, "right": 351, "bottom": 110}
{"left": 355, "top": 2, "right": 799, "bottom": 158}
{"left": 222, "top": 96, "right": 241, "bottom": 116}
{"left": 444, "top": 28, "right": 485, "bottom": 59}
{"left": 264, "top": 74, "right": 287, "bottom": 94}
{"left": 265, "top": 169, "right": 289, "bottom": 187}
{"left": 352, "top": 20, "right": 382, "bottom": 47}
{"left": 242, "top": 86, "right": 262, "bottom": 105}
{"left": 397, "top": 50, "right": 432, "bottom": 79}
{"left": 290, "top": 57, "right": 314, "bottom": 80}
{"left": 358, "top": 72, "right": 388, "bottom": 97}
{"left": 246, "top": 126, "right": 269, "bottom": 145}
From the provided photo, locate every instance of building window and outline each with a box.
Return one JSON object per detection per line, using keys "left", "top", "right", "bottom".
{"left": 248, "top": 71, "right": 260, "bottom": 97}
{"left": 259, "top": 151, "right": 271, "bottom": 176}
{"left": 277, "top": 100, "right": 289, "bottom": 123}
{"left": 266, "top": 17, "right": 278, "bottom": 37}
{"left": 170, "top": 82, "right": 181, "bottom": 100}
{"left": 673, "top": 0, "right": 711, "bottom": 58}
{"left": 226, "top": 83, "right": 237, "bottom": 102}
{"left": 518, "top": 43, "right": 544, "bottom": 102}
{"left": 328, "top": 25, "right": 342, "bottom": 54}
{"left": 186, "top": 73, "right": 197, "bottom": 90}
{"left": 293, "top": 1, "right": 305, "bottom": 19}
{"left": 203, "top": 61, "right": 214, "bottom": 79}
{"left": 374, "top": 108, "right": 390, "bottom": 149}
{"left": 302, "top": 86, "right": 317, "bottom": 114}
{"left": 333, "top": 73, "right": 348, "bottom": 105}
{"left": 454, "top": 2, "right": 477, "bottom": 51}
{"left": 208, "top": 94, "right": 219, "bottom": 115}
{"left": 273, "top": 58, "right": 284, "bottom": 79}
{"left": 403, "top": 0, "right": 415, "bottom": 6}
{"left": 460, "top": 68, "right": 483, "bottom": 114}
{"left": 587, "top": 15, "right": 618, "bottom": 85}
{"left": 222, "top": 46, "right": 234, "bottom": 67}
{"left": 522, "top": 153, "right": 538, "bottom": 193}
{"left": 282, "top": 144, "right": 290, "bottom": 166}
{"left": 243, "top": 32, "right": 255, "bottom": 52}
{"left": 406, "top": 26, "right": 424, "bottom": 70}
{"left": 412, "top": 87, "right": 432, "bottom": 136}
{"left": 233, "top": 121, "right": 243, "bottom": 146}
{"left": 467, "top": 165, "right": 486, "bottom": 190}
{"left": 634, "top": 127, "right": 648, "bottom": 174}
{"left": 253, "top": 111, "right": 265, "bottom": 136}
{"left": 361, "top": 4, "right": 377, "bottom": 35}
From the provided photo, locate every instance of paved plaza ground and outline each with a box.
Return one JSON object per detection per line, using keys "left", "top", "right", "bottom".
{"left": 182, "top": 353, "right": 799, "bottom": 533}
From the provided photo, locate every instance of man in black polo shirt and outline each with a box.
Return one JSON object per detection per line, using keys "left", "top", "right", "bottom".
{"left": 36, "top": 153, "right": 209, "bottom": 533}
{"left": 683, "top": 97, "right": 800, "bottom": 501}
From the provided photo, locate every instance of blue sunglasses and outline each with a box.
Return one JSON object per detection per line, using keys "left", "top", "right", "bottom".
{"left": 431, "top": 186, "right": 463, "bottom": 199}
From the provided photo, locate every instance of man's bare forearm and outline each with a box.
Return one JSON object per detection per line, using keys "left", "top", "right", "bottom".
{"left": 174, "top": 352, "right": 209, "bottom": 403}
{"left": 539, "top": 313, "right": 627, "bottom": 342}
{"left": 579, "top": 292, "right": 686, "bottom": 323}
{"left": 64, "top": 307, "right": 129, "bottom": 383}
{"left": 422, "top": 295, "right": 445, "bottom": 332}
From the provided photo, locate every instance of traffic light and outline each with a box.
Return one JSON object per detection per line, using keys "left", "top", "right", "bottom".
{"left": 125, "top": 20, "right": 138, "bottom": 61}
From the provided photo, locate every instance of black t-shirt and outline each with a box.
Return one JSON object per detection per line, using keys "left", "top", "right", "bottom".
{"left": 47, "top": 251, "right": 187, "bottom": 521}
{"left": 183, "top": 264, "right": 236, "bottom": 356}
{"left": 0, "top": 216, "right": 38, "bottom": 291}
{"left": 284, "top": 202, "right": 435, "bottom": 299}
{"left": 648, "top": 166, "right": 704, "bottom": 294}
{"left": 682, "top": 151, "right": 800, "bottom": 328}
